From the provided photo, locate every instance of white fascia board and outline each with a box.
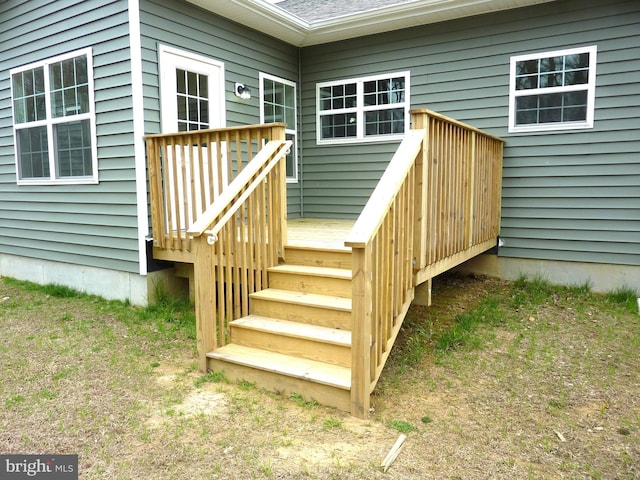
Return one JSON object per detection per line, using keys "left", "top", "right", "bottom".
{"left": 186, "top": 0, "right": 310, "bottom": 45}
{"left": 186, "top": 0, "right": 556, "bottom": 46}
{"left": 302, "top": 0, "right": 557, "bottom": 46}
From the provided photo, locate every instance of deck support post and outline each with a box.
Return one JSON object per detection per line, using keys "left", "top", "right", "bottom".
{"left": 351, "top": 246, "right": 372, "bottom": 418}
{"left": 413, "top": 278, "right": 432, "bottom": 307}
{"left": 193, "top": 235, "right": 216, "bottom": 372}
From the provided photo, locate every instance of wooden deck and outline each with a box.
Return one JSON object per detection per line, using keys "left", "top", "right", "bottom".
{"left": 285, "top": 218, "right": 355, "bottom": 250}
{"left": 145, "top": 111, "right": 504, "bottom": 417}
{"left": 154, "top": 217, "right": 355, "bottom": 263}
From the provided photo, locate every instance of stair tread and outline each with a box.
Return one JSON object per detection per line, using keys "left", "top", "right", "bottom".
{"left": 270, "top": 264, "right": 351, "bottom": 279}
{"left": 285, "top": 244, "right": 351, "bottom": 253}
{"left": 251, "top": 288, "right": 352, "bottom": 311}
{"left": 232, "top": 315, "right": 351, "bottom": 346}
{"left": 208, "top": 344, "right": 351, "bottom": 390}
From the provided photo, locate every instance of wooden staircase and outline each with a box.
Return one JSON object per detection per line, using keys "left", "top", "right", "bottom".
{"left": 146, "top": 113, "right": 504, "bottom": 416}
{"left": 207, "top": 245, "right": 355, "bottom": 411}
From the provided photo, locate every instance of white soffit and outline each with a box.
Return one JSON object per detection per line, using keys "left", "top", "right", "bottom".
{"left": 186, "top": 0, "right": 557, "bottom": 46}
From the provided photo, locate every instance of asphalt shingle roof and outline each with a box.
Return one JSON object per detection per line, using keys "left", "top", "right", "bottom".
{"left": 275, "top": 0, "right": 417, "bottom": 22}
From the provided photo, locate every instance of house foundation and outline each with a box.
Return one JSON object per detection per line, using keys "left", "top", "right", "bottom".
{"left": 0, "top": 253, "right": 184, "bottom": 305}
{"left": 456, "top": 254, "right": 640, "bottom": 294}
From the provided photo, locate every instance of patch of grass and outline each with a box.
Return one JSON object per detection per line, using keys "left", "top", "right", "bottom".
{"left": 237, "top": 380, "right": 256, "bottom": 391}
{"left": 397, "top": 320, "right": 434, "bottom": 367}
{"left": 3, "top": 277, "right": 197, "bottom": 344}
{"left": 604, "top": 286, "right": 638, "bottom": 314}
{"left": 386, "top": 420, "right": 417, "bottom": 433}
{"left": 137, "top": 284, "right": 196, "bottom": 340}
{"left": 436, "top": 296, "right": 501, "bottom": 352}
{"left": 194, "top": 370, "right": 229, "bottom": 387}
{"left": 2, "top": 277, "right": 90, "bottom": 299}
{"left": 3, "top": 273, "right": 639, "bottom": 479}
{"left": 5, "top": 394, "right": 26, "bottom": 409}
{"left": 289, "top": 392, "right": 318, "bottom": 409}
{"left": 323, "top": 417, "right": 343, "bottom": 430}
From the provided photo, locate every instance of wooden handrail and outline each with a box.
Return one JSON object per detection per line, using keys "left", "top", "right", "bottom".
{"left": 188, "top": 140, "right": 291, "bottom": 237}
{"left": 145, "top": 123, "right": 286, "bottom": 254}
{"left": 144, "top": 122, "right": 287, "bottom": 140}
{"left": 190, "top": 134, "right": 289, "bottom": 372}
{"left": 348, "top": 110, "right": 504, "bottom": 417}
{"left": 410, "top": 108, "right": 504, "bottom": 142}
{"left": 345, "top": 130, "right": 425, "bottom": 248}
{"left": 347, "top": 129, "right": 426, "bottom": 417}
{"left": 203, "top": 141, "right": 291, "bottom": 241}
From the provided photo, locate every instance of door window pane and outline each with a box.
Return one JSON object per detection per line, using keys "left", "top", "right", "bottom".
{"left": 176, "top": 69, "right": 209, "bottom": 131}
{"left": 261, "top": 74, "right": 297, "bottom": 181}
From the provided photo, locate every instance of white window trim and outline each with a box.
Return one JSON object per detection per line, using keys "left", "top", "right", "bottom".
{"left": 508, "top": 45, "right": 597, "bottom": 134}
{"left": 10, "top": 47, "right": 98, "bottom": 185}
{"left": 316, "top": 71, "right": 410, "bottom": 145}
{"left": 259, "top": 72, "right": 298, "bottom": 183}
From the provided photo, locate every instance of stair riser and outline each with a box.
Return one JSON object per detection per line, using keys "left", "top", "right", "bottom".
{"left": 230, "top": 326, "right": 351, "bottom": 368}
{"left": 268, "top": 272, "right": 352, "bottom": 298}
{"left": 250, "top": 298, "right": 351, "bottom": 330}
{"left": 207, "top": 357, "right": 351, "bottom": 412}
{"left": 283, "top": 247, "right": 352, "bottom": 270}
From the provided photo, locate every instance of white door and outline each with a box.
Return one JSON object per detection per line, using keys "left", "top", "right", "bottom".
{"left": 158, "top": 45, "right": 227, "bottom": 230}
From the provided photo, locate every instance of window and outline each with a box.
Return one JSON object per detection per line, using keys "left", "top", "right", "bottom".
{"left": 509, "top": 46, "right": 597, "bottom": 133}
{"left": 11, "top": 48, "right": 97, "bottom": 184}
{"left": 176, "top": 68, "right": 209, "bottom": 131}
{"left": 260, "top": 73, "right": 298, "bottom": 182}
{"left": 317, "top": 71, "right": 410, "bottom": 144}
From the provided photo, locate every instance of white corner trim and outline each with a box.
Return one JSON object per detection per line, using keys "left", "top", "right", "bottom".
{"left": 128, "top": 0, "right": 149, "bottom": 276}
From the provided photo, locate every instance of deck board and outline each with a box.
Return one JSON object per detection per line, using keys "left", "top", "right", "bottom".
{"left": 286, "top": 218, "right": 355, "bottom": 250}
{"left": 152, "top": 217, "right": 355, "bottom": 263}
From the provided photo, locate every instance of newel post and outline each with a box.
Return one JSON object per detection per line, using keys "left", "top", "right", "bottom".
{"left": 193, "top": 234, "right": 217, "bottom": 372}
{"left": 410, "top": 110, "right": 429, "bottom": 271}
{"left": 145, "top": 136, "right": 165, "bottom": 249}
{"left": 270, "top": 124, "right": 288, "bottom": 252}
{"left": 351, "top": 245, "right": 372, "bottom": 418}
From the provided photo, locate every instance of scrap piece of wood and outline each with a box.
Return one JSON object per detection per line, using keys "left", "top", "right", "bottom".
{"left": 380, "top": 434, "right": 407, "bottom": 472}
{"left": 554, "top": 430, "right": 567, "bottom": 442}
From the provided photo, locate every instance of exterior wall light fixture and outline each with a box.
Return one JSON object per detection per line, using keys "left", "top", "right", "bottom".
{"left": 235, "top": 83, "right": 251, "bottom": 100}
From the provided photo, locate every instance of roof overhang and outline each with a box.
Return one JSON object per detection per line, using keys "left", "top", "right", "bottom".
{"left": 185, "top": 0, "right": 557, "bottom": 46}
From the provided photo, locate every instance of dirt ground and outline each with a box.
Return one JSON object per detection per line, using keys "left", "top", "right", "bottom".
{"left": 1, "top": 274, "right": 638, "bottom": 479}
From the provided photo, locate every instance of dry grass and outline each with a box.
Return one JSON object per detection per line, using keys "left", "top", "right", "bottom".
{"left": 1, "top": 274, "right": 638, "bottom": 479}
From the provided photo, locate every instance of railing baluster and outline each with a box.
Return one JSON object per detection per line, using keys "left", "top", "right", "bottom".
{"left": 346, "top": 110, "right": 503, "bottom": 417}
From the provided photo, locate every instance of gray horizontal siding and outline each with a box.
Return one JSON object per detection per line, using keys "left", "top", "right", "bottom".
{"left": 299, "top": 0, "right": 639, "bottom": 266}
{"left": 139, "top": 0, "right": 302, "bottom": 217}
{"left": 0, "top": 0, "right": 141, "bottom": 273}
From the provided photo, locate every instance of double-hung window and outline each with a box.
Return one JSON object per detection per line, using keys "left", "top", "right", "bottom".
{"left": 11, "top": 48, "right": 97, "bottom": 184}
{"left": 317, "top": 71, "right": 410, "bottom": 144}
{"left": 260, "top": 73, "right": 298, "bottom": 182}
{"left": 509, "top": 46, "right": 597, "bottom": 133}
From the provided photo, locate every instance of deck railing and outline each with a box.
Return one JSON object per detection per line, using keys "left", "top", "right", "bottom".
{"left": 345, "top": 129, "right": 426, "bottom": 417}
{"left": 145, "top": 124, "right": 287, "bottom": 254}
{"left": 412, "top": 110, "right": 504, "bottom": 282}
{"left": 188, "top": 138, "right": 290, "bottom": 371}
{"left": 346, "top": 109, "right": 503, "bottom": 416}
